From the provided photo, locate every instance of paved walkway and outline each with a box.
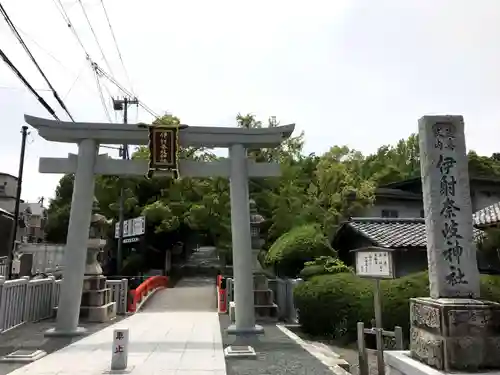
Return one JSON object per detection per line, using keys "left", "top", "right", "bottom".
{"left": 143, "top": 276, "right": 217, "bottom": 312}
{"left": 0, "top": 318, "right": 124, "bottom": 375}
{"left": 7, "top": 277, "right": 225, "bottom": 375}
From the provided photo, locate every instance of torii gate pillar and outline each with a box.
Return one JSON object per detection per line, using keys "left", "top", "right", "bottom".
{"left": 227, "top": 144, "right": 263, "bottom": 334}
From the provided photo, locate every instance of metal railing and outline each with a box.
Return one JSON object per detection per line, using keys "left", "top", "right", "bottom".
{"left": 52, "top": 278, "right": 129, "bottom": 315}
{"left": 0, "top": 278, "right": 29, "bottom": 332}
{"left": 0, "top": 275, "right": 129, "bottom": 334}
{"left": 0, "top": 257, "right": 7, "bottom": 277}
{"left": 24, "top": 277, "right": 56, "bottom": 322}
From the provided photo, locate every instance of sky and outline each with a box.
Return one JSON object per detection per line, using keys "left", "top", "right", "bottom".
{"left": 1, "top": 0, "right": 500, "bottom": 204}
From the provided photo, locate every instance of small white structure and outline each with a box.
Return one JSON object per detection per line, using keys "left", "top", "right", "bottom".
{"left": 111, "top": 328, "right": 129, "bottom": 370}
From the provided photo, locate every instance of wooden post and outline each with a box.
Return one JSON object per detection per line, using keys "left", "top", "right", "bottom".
{"left": 375, "top": 327, "right": 385, "bottom": 375}
{"left": 357, "top": 322, "right": 369, "bottom": 375}
{"left": 394, "top": 326, "right": 403, "bottom": 350}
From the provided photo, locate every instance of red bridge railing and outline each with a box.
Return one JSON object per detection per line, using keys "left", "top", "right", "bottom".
{"left": 128, "top": 275, "right": 168, "bottom": 312}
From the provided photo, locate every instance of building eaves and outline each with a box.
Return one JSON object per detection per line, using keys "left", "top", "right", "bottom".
{"left": 344, "top": 217, "right": 484, "bottom": 248}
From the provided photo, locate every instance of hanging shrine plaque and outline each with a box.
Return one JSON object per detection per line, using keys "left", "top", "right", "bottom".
{"left": 148, "top": 126, "right": 179, "bottom": 172}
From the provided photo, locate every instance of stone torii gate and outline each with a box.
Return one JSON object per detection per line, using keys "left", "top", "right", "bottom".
{"left": 25, "top": 115, "right": 294, "bottom": 338}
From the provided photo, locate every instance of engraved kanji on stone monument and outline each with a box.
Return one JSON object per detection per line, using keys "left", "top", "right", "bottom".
{"left": 418, "top": 116, "right": 480, "bottom": 298}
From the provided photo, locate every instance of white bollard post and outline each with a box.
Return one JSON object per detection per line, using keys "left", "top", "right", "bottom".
{"left": 111, "top": 328, "right": 129, "bottom": 370}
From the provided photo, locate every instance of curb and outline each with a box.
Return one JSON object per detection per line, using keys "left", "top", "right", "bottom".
{"left": 276, "top": 324, "right": 351, "bottom": 375}
{"left": 135, "top": 287, "right": 166, "bottom": 312}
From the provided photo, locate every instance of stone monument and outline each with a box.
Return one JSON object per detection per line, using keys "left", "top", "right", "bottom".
{"left": 384, "top": 116, "right": 500, "bottom": 374}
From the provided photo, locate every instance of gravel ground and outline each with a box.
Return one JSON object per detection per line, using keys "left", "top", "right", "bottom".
{"left": 288, "top": 327, "right": 380, "bottom": 375}
{"left": 0, "top": 316, "right": 125, "bottom": 375}
{"left": 219, "top": 315, "right": 335, "bottom": 375}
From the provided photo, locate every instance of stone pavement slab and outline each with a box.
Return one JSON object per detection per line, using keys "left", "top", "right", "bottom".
{"left": 7, "top": 309, "right": 226, "bottom": 375}
{"left": 0, "top": 318, "right": 125, "bottom": 375}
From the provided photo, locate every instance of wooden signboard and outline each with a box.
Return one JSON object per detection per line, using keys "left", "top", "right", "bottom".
{"left": 148, "top": 127, "right": 177, "bottom": 169}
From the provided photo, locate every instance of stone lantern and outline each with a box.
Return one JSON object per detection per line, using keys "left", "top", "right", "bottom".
{"left": 249, "top": 199, "right": 265, "bottom": 273}
{"left": 79, "top": 197, "right": 116, "bottom": 323}
{"left": 85, "top": 198, "right": 109, "bottom": 276}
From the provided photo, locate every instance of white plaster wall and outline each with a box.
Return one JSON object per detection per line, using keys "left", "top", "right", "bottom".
{"left": 363, "top": 200, "right": 423, "bottom": 218}
{"left": 472, "top": 191, "right": 500, "bottom": 212}
{"left": 0, "top": 174, "right": 18, "bottom": 198}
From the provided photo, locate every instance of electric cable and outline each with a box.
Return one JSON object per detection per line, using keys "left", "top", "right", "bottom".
{"left": 52, "top": 0, "right": 158, "bottom": 120}
{"left": 100, "top": 0, "right": 134, "bottom": 94}
{"left": 53, "top": 0, "right": 90, "bottom": 58}
{"left": 0, "top": 1, "right": 74, "bottom": 121}
{"left": 93, "top": 68, "right": 112, "bottom": 122}
{"left": 77, "top": 0, "right": 115, "bottom": 77}
{"left": 0, "top": 47, "right": 60, "bottom": 121}
{"left": 92, "top": 61, "right": 159, "bottom": 118}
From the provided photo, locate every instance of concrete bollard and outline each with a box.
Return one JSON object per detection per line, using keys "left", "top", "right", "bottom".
{"left": 111, "top": 328, "right": 129, "bottom": 370}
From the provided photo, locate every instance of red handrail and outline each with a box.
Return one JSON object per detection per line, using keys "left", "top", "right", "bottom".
{"left": 128, "top": 275, "right": 168, "bottom": 312}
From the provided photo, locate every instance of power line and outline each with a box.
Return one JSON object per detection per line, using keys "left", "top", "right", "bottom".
{"left": 92, "top": 61, "right": 159, "bottom": 119}
{"left": 0, "top": 2, "right": 74, "bottom": 121}
{"left": 100, "top": 0, "right": 134, "bottom": 95}
{"left": 0, "top": 85, "right": 51, "bottom": 92}
{"left": 51, "top": 0, "right": 158, "bottom": 121}
{"left": 51, "top": 0, "right": 113, "bottom": 120}
{"left": 77, "top": 0, "right": 115, "bottom": 77}
{"left": 52, "top": 0, "right": 90, "bottom": 57}
{"left": 63, "top": 61, "right": 86, "bottom": 100}
{"left": 0, "top": 47, "right": 60, "bottom": 121}
{"left": 92, "top": 67, "right": 112, "bottom": 122}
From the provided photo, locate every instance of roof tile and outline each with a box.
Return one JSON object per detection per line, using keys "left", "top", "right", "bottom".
{"left": 347, "top": 218, "right": 484, "bottom": 248}
{"left": 473, "top": 202, "right": 500, "bottom": 227}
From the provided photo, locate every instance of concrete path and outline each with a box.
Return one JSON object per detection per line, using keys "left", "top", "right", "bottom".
{"left": 142, "top": 276, "right": 217, "bottom": 312}
{"left": 7, "top": 278, "right": 225, "bottom": 374}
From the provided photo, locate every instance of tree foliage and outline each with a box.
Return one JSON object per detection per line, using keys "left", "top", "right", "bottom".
{"left": 44, "top": 113, "right": 500, "bottom": 266}
{"left": 265, "top": 224, "right": 336, "bottom": 277}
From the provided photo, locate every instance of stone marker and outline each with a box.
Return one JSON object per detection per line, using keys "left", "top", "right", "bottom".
{"left": 419, "top": 115, "right": 480, "bottom": 298}
{"left": 409, "top": 115, "right": 500, "bottom": 372}
{"left": 111, "top": 328, "right": 129, "bottom": 370}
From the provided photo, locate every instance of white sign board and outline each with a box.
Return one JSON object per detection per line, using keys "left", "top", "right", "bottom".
{"left": 111, "top": 328, "right": 129, "bottom": 370}
{"left": 355, "top": 250, "right": 394, "bottom": 278}
{"left": 115, "top": 216, "right": 146, "bottom": 239}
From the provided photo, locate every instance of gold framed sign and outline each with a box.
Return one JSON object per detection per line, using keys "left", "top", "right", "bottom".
{"left": 147, "top": 126, "right": 180, "bottom": 178}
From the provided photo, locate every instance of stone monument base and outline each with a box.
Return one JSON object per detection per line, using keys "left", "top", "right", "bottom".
{"left": 81, "top": 275, "right": 116, "bottom": 322}
{"left": 229, "top": 274, "right": 278, "bottom": 324}
{"left": 410, "top": 297, "right": 500, "bottom": 372}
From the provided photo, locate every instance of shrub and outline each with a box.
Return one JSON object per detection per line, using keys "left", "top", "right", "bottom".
{"left": 265, "top": 224, "right": 336, "bottom": 277}
{"left": 294, "top": 271, "right": 500, "bottom": 342}
{"left": 300, "top": 256, "right": 353, "bottom": 279}
{"left": 300, "top": 265, "right": 328, "bottom": 279}
{"left": 121, "top": 253, "right": 146, "bottom": 276}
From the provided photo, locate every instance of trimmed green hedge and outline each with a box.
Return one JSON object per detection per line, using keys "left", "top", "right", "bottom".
{"left": 265, "top": 224, "right": 336, "bottom": 277}
{"left": 299, "top": 256, "right": 353, "bottom": 279}
{"left": 294, "top": 271, "right": 500, "bottom": 342}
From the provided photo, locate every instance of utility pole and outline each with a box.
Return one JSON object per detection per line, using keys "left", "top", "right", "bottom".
{"left": 8, "top": 125, "right": 29, "bottom": 279}
{"left": 113, "top": 97, "right": 138, "bottom": 275}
